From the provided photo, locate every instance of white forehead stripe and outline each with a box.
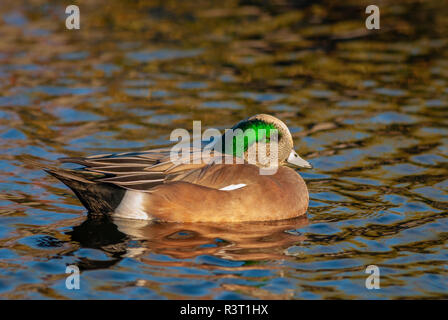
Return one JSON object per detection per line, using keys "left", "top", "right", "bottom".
{"left": 219, "top": 183, "right": 247, "bottom": 191}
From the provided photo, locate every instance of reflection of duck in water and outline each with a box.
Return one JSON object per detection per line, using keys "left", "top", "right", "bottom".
{"left": 43, "top": 114, "right": 312, "bottom": 222}
{"left": 114, "top": 215, "right": 309, "bottom": 261}
{"left": 66, "top": 215, "right": 129, "bottom": 271}
{"left": 68, "top": 215, "right": 309, "bottom": 266}
{"left": 66, "top": 216, "right": 308, "bottom": 300}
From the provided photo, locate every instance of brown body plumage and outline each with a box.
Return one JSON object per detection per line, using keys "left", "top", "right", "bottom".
{"left": 43, "top": 114, "right": 312, "bottom": 222}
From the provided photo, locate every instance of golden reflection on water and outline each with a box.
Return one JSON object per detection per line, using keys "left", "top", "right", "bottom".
{"left": 0, "top": 0, "right": 447, "bottom": 299}
{"left": 112, "top": 216, "right": 309, "bottom": 261}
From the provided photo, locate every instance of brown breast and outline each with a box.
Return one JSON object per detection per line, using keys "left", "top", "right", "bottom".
{"left": 144, "top": 164, "right": 309, "bottom": 222}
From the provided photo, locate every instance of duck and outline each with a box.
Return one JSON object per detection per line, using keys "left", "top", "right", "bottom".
{"left": 44, "top": 114, "right": 312, "bottom": 222}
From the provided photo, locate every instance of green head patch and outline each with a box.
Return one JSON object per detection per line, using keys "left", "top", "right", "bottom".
{"left": 222, "top": 120, "right": 280, "bottom": 157}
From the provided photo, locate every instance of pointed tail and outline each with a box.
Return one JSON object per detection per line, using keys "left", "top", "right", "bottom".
{"left": 22, "top": 157, "right": 127, "bottom": 214}
{"left": 45, "top": 168, "right": 126, "bottom": 213}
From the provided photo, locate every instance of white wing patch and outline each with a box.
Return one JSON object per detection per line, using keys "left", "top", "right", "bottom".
{"left": 219, "top": 183, "right": 247, "bottom": 191}
{"left": 113, "top": 190, "right": 149, "bottom": 220}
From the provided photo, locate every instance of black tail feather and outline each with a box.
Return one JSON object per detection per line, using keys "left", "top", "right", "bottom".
{"left": 45, "top": 168, "right": 125, "bottom": 214}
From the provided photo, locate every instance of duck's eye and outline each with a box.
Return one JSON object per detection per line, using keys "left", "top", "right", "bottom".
{"left": 294, "top": 154, "right": 298, "bottom": 157}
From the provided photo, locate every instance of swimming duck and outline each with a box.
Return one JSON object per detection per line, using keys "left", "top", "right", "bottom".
{"left": 45, "top": 114, "right": 312, "bottom": 222}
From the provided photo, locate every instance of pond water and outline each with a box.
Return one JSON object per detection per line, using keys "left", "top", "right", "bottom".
{"left": 0, "top": 0, "right": 447, "bottom": 299}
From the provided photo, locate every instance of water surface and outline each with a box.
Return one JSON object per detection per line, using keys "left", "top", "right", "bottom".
{"left": 0, "top": 0, "right": 447, "bottom": 299}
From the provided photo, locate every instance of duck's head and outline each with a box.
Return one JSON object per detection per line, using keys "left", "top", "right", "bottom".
{"left": 221, "top": 114, "right": 312, "bottom": 169}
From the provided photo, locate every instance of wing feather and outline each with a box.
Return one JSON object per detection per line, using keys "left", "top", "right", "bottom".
{"left": 58, "top": 148, "right": 212, "bottom": 192}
